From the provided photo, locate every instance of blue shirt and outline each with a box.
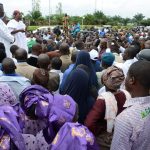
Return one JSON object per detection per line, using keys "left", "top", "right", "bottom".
{"left": 60, "top": 64, "right": 75, "bottom": 92}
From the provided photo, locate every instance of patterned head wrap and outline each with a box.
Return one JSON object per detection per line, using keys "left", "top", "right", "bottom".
{"left": 102, "top": 66, "right": 125, "bottom": 91}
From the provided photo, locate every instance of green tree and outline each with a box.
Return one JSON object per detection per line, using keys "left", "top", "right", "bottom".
{"left": 141, "top": 18, "right": 150, "bottom": 26}
{"left": 133, "top": 13, "right": 145, "bottom": 25}
{"left": 70, "top": 16, "right": 82, "bottom": 24}
{"left": 93, "top": 11, "right": 108, "bottom": 25}
{"left": 84, "top": 14, "right": 95, "bottom": 25}
{"left": 122, "top": 18, "right": 131, "bottom": 26}
{"left": 49, "top": 14, "right": 64, "bottom": 25}
{"left": 24, "top": 10, "right": 43, "bottom": 25}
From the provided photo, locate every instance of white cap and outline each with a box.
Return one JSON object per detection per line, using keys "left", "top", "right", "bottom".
{"left": 89, "top": 49, "right": 98, "bottom": 61}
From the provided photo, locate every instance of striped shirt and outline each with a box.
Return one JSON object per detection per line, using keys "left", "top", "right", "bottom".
{"left": 111, "top": 96, "right": 150, "bottom": 150}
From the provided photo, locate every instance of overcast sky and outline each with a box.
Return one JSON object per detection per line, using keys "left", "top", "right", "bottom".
{"left": 1, "top": 0, "right": 150, "bottom": 18}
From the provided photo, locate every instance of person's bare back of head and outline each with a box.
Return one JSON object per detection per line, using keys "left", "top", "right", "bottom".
{"left": 32, "top": 43, "right": 42, "bottom": 56}
{"left": 38, "top": 54, "right": 50, "bottom": 69}
{"left": 15, "top": 48, "right": 27, "bottom": 61}
{"left": 2, "top": 58, "right": 16, "bottom": 74}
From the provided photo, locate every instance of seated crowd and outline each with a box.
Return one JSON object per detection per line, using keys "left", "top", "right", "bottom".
{"left": 0, "top": 4, "right": 150, "bottom": 150}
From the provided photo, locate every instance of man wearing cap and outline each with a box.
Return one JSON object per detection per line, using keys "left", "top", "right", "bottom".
{"left": 136, "top": 49, "right": 150, "bottom": 61}
{"left": 7, "top": 10, "right": 28, "bottom": 51}
{"left": 0, "top": 3, "right": 15, "bottom": 58}
{"left": 89, "top": 49, "right": 101, "bottom": 72}
{"left": 96, "top": 52, "right": 115, "bottom": 89}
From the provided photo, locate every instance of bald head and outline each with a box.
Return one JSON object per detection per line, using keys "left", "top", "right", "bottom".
{"left": 59, "top": 43, "right": 70, "bottom": 55}
{"left": 32, "top": 43, "right": 42, "bottom": 56}
{"left": 38, "top": 54, "right": 50, "bottom": 69}
{"left": 15, "top": 48, "right": 27, "bottom": 61}
{"left": 2, "top": 58, "right": 16, "bottom": 74}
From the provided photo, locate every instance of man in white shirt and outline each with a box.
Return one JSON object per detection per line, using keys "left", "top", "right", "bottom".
{"left": 0, "top": 3, "right": 15, "bottom": 58}
{"left": 122, "top": 46, "right": 139, "bottom": 77}
{"left": 7, "top": 10, "right": 28, "bottom": 52}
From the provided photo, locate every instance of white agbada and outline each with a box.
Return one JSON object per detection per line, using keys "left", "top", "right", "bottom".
{"left": 0, "top": 19, "right": 14, "bottom": 58}
{"left": 7, "top": 19, "right": 28, "bottom": 51}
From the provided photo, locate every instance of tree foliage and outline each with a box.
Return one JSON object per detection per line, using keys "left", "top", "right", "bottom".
{"left": 24, "top": 9, "right": 150, "bottom": 26}
{"left": 24, "top": 10, "right": 44, "bottom": 25}
{"left": 133, "top": 13, "right": 145, "bottom": 25}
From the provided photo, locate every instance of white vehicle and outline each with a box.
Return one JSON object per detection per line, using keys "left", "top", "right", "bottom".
{"left": 33, "top": 26, "right": 56, "bottom": 33}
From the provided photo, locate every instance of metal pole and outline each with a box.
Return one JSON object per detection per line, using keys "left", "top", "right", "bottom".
{"left": 49, "top": 0, "right": 50, "bottom": 26}
{"left": 95, "top": 0, "right": 97, "bottom": 12}
{"left": 102, "top": 0, "right": 103, "bottom": 12}
{"left": 82, "top": 18, "right": 83, "bottom": 29}
{"left": 82, "top": 17, "right": 85, "bottom": 30}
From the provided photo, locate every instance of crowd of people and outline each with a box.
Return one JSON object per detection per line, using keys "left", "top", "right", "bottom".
{"left": 0, "top": 2, "right": 150, "bottom": 150}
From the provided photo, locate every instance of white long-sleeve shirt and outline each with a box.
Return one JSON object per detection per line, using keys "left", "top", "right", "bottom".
{"left": 7, "top": 19, "right": 28, "bottom": 52}
{"left": 0, "top": 19, "right": 14, "bottom": 57}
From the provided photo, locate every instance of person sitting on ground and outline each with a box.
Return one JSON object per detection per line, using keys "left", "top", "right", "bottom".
{"left": 19, "top": 85, "right": 53, "bottom": 136}
{"left": 0, "top": 105, "right": 26, "bottom": 150}
{"left": 50, "top": 122, "right": 100, "bottom": 150}
{"left": 20, "top": 84, "right": 78, "bottom": 149}
{"left": 0, "top": 83, "right": 17, "bottom": 105}
{"left": 111, "top": 61, "right": 150, "bottom": 150}
{"left": 15, "top": 48, "right": 36, "bottom": 81}
{"left": 10, "top": 44, "right": 19, "bottom": 64}
{"left": 50, "top": 57, "right": 63, "bottom": 86}
{"left": 59, "top": 42, "right": 72, "bottom": 73}
{"left": 60, "top": 51, "right": 78, "bottom": 92}
{"left": 27, "top": 33, "right": 37, "bottom": 53}
{"left": 27, "top": 43, "right": 42, "bottom": 68}
{"left": 75, "top": 40, "right": 85, "bottom": 51}
{"left": 32, "top": 54, "right": 50, "bottom": 89}
{"left": 99, "top": 40, "right": 107, "bottom": 59}
{"left": 0, "top": 58, "right": 31, "bottom": 100}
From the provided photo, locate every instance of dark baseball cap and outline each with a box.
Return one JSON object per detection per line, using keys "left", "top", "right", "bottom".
{"left": 136, "top": 49, "right": 150, "bottom": 61}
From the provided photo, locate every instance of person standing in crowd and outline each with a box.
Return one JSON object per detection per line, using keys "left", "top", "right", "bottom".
{"left": 85, "top": 66, "right": 130, "bottom": 150}
{"left": 7, "top": 10, "right": 28, "bottom": 51}
{"left": 62, "top": 67, "right": 96, "bottom": 124}
{"left": 62, "top": 13, "right": 69, "bottom": 36}
{"left": 122, "top": 46, "right": 139, "bottom": 76}
{"left": 96, "top": 52, "right": 115, "bottom": 89}
{"left": 0, "top": 3, "right": 15, "bottom": 57}
{"left": 111, "top": 61, "right": 150, "bottom": 150}
{"left": 15, "top": 48, "right": 36, "bottom": 81}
